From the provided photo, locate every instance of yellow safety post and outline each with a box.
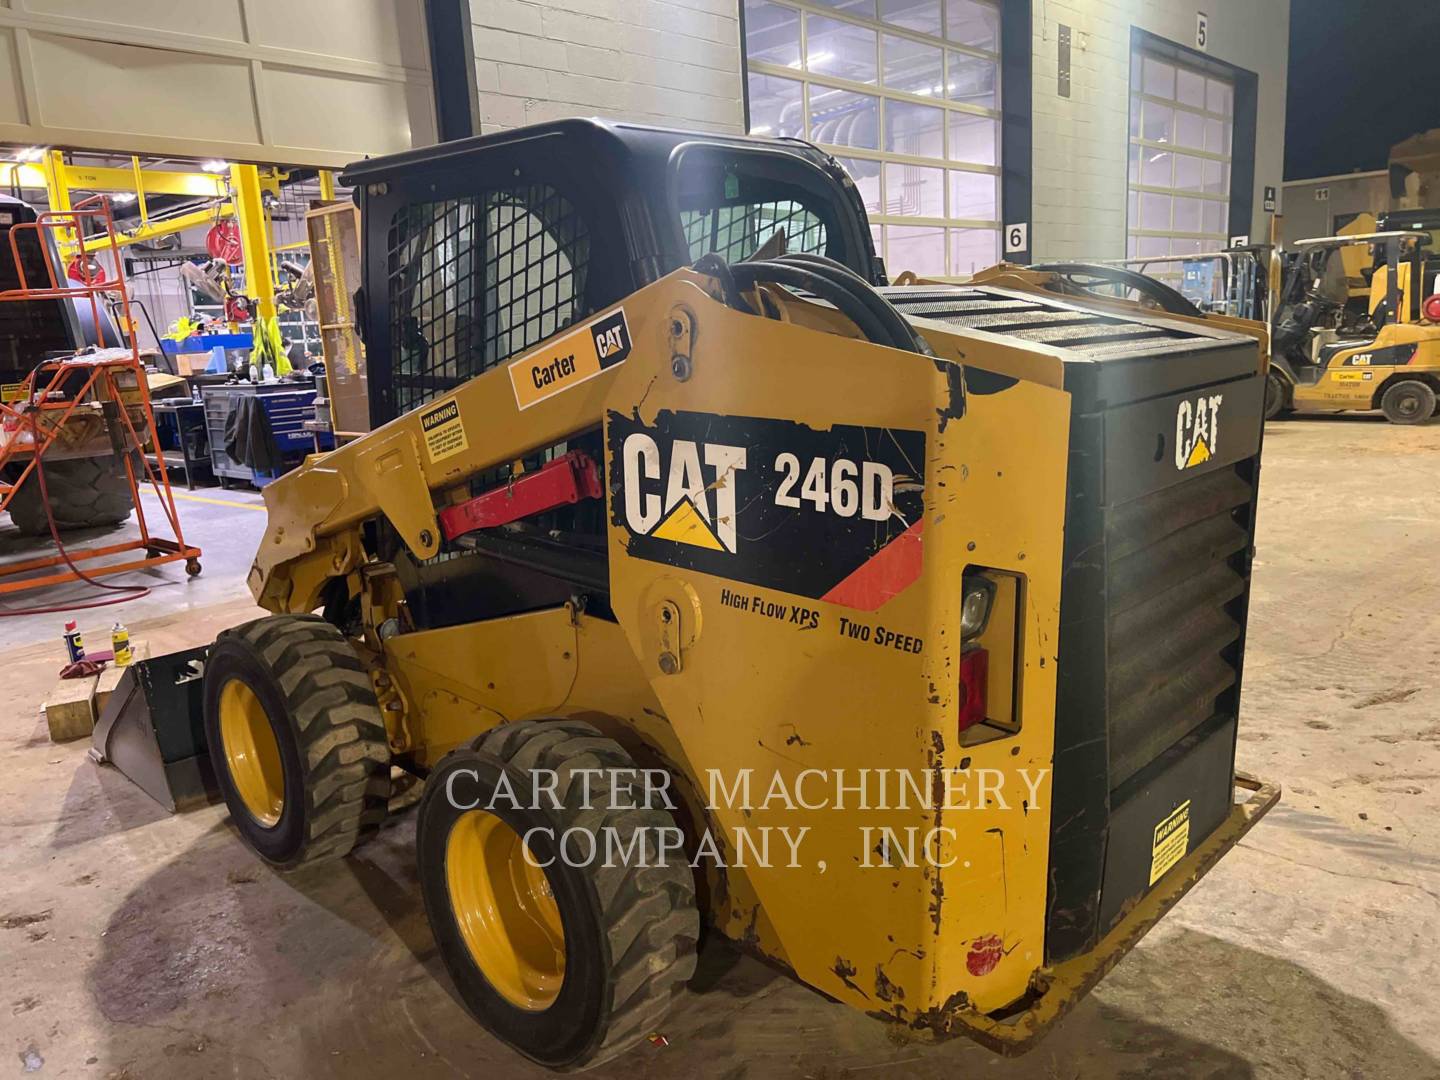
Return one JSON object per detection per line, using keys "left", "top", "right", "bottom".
{"left": 318, "top": 169, "right": 337, "bottom": 202}
{"left": 230, "top": 163, "right": 277, "bottom": 320}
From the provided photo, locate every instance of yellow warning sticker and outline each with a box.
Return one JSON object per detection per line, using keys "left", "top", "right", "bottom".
{"left": 1334, "top": 370, "right": 1365, "bottom": 382}
{"left": 1149, "top": 800, "right": 1191, "bottom": 885}
{"left": 418, "top": 398, "right": 469, "bottom": 464}
{"left": 509, "top": 308, "right": 632, "bottom": 411}
{"left": 1, "top": 382, "right": 23, "bottom": 403}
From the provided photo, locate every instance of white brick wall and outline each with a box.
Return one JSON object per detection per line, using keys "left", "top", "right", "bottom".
{"left": 472, "top": 0, "right": 744, "bottom": 136}
{"left": 1029, "top": 0, "right": 1290, "bottom": 261}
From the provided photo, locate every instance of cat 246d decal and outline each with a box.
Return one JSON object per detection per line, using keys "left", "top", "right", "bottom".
{"left": 607, "top": 410, "right": 925, "bottom": 611}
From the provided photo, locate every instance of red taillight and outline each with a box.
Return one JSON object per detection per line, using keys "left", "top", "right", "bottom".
{"left": 1424, "top": 294, "right": 1440, "bottom": 323}
{"left": 958, "top": 647, "right": 989, "bottom": 733}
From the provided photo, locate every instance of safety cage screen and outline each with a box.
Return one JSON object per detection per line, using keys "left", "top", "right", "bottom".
{"left": 680, "top": 200, "right": 828, "bottom": 263}
{"left": 386, "top": 184, "right": 592, "bottom": 415}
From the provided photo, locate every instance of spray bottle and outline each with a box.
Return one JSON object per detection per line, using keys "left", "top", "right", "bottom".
{"left": 111, "top": 621, "right": 132, "bottom": 667}
{"left": 62, "top": 620, "right": 85, "bottom": 664}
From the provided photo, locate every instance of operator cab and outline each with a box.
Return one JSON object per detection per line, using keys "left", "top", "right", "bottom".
{"left": 342, "top": 118, "right": 879, "bottom": 430}
{"left": 339, "top": 119, "right": 881, "bottom": 633}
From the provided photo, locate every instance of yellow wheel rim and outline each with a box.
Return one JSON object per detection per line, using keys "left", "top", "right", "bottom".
{"left": 217, "top": 679, "right": 285, "bottom": 828}
{"left": 445, "top": 810, "right": 566, "bottom": 1010}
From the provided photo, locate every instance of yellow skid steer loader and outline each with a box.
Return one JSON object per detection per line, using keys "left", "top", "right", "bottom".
{"left": 202, "top": 120, "right": 1278, "bottom": 1069}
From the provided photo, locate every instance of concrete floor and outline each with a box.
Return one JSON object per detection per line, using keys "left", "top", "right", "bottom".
{"left": 3, "top": 417, "right": 1440, "bottom": 1079}
{"left": 0, "top": 486, "right": 267, "bottom": 647}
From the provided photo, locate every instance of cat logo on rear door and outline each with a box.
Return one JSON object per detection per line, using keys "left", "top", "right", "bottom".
{"left": 608, "top": 410, "right": 927, "bottom": 609}
{"left": 618, "top": 427, "right": 746, "bottom": 553}
{"left": 1175, "top": 393, "right": 1223, "bottom": 470}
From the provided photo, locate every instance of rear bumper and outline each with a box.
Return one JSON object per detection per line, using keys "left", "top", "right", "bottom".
{"left": 948, "top": 772, "right": 1280, "bottom": 1055}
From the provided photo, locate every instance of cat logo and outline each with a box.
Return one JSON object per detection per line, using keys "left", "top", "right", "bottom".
{"left": 595, "top": 319, "right": 628, "bottom": 360}
{"left": 620, "top": 432, "right": 747, "bottom": 553}
{"left": 1175, "top": 393, "right": 1223, "bottom": 470}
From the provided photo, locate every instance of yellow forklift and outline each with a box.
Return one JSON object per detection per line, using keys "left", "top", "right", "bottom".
{"left": 1267, "top": 228, "right": 1440, "bottom": 423}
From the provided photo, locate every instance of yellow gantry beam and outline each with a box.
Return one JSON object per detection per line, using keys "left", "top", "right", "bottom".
{"left": 0, "top": 160, "right": 282, "bottom": 199}
{"left": 230, "top": 163, "right": 276, "bottom": 320}
{"left": 78, "top": 204, "right": 235, "bottom": 254}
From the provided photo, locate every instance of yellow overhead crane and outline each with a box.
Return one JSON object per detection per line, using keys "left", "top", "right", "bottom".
{"left": 0, "top": 151, "right": 340, "bottom": 320}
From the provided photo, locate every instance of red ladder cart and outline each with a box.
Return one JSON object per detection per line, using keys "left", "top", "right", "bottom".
{"left": 0, "top": 195, "right": 201, "bottom": 599}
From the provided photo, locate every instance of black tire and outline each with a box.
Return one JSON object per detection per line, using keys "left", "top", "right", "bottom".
{"left": 5, "top": 455, "right": 134, "bottom": 535}
{"left": 1264, "top": 369, "right": 1289, "bottom": 420}
{"left": 1379, "top": 379, "right": 1436, "bottom": 425}
{"left": 202, "top": 615, "right": 390, "bottom": 868}
{"left": 417, "top": 720, "right": 698, "bottom": 1070}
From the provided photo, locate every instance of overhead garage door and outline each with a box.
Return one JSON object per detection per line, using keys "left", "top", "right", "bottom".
{"left": 1127, "top": 48, "right": 1234, "bottom": 261}
{"left": 743, "top": 0, "right": 1004, "bottom": 278}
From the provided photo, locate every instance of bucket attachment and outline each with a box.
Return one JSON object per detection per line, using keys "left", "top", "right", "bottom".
{"left": 89, "top": 645, "right": 217, "bottom": 812}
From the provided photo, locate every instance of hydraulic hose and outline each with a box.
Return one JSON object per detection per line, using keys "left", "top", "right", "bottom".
{"left": 691, "top": 252, "right": 755, "bottom": 316}
{"left": 770, "top": 252, "right": 932, "bottom": 355}
{"left": 725, "top": 259, "right": 896, "bottom": 349}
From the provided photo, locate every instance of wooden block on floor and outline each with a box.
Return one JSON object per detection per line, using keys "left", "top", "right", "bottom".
{"left": 94, "top": 640, "right": 149, "bottom": 717}
{"left": 44, "top": 675, "right": 99, "bottom": 743}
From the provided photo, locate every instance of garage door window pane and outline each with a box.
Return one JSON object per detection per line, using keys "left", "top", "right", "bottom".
{"left": 1206, "top": 78, "right": 1232, "bottom": 115}
{"left": 1139, "top": 192, "right": 1171, "bottom": 231}
{"left": 814, "top": 0, "right": 877, "bottom": 14}
{"left": 948, "top": 112, "right": 997, "bottom": 165}
{"left": 1175, "top": 67, "right": 1205, "bottom": 109}
{"left": 744, "top": 0, "right": 802, "bottom": 69}
{"left": 1204, "top": 117, "right": 1225, "bottom": 155}
{"left": 1143, "top": 57, "right": 1175, "bottom": 98}
{"left": 885, "top": 99, "right": 944, "bottom": 157}
{"left": 810, "top": 88, "right": 880, "bottom": 148}
{"left": 950, "top": 227, "right": 997, "bottom": 275}
{"left": 1140, "top": 149, "right": 1172, "bottom": 187}
{"left": 883, "top": 34, "right": 943, "bottom": 96}
{"left": 880, "top": 0, "right": 940, "bottom": 37}
{"left": 837, "top": 156, "right": 882, "bottom": 212}
{"left": 946, "top": 0, "right": 998, "bottom": 52}
{"left": 884, "top": 162, "right": 944, "bottom": 217}
{"left": 1201, "top": 158, "right": 1223, "bottom": 194}
{"left": 949, "top": 169, "right": 996, "bottom": 219}
{"left": 807, "top": 15, "right": 878, "bottom": 83}
{"left": 1172, "top": 196, "right": 1203, "bottom": 233}
{"left": 1137, "top": 234, "right": 1168, "bottom": 257}
{"left": 748, "top": 74, "right": 805, "bottom": 138}
{"left": 947, "top": 51, "right": 998, "bottom": 109}
{"left": 886, "top": 224, "right": 945, "bottom": 275}
{"left": 1173, "top": 153, "right": 1204, "bottom": 192}
{"left": 1140, "top": 101, "right": 1173, "bottom": 143}
{"left": 1201, "top": 200, "right": 1224, "bottom": 235}
{"left": 1175, "top": 110, "right": 1204, "bottom": 152}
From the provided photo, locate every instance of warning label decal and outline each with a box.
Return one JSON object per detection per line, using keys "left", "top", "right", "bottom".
{"left": 1149, "top": 800, "right": 1191, "bottom": 885}
{"left": 510, "top": 308, "right": 632, "bottom": 411}
{"left": 419, "top": 398, "right": 469, "bottom": 463}
{"left": 608, "top": 409, "right": 925, "bottom": 608}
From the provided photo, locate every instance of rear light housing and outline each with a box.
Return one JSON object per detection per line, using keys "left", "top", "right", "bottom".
{"left": 958, "top": 646, "right": 989, "bottom": 733}
{"left": 958, "top": 568, "right": 1023, "bottom": 744}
